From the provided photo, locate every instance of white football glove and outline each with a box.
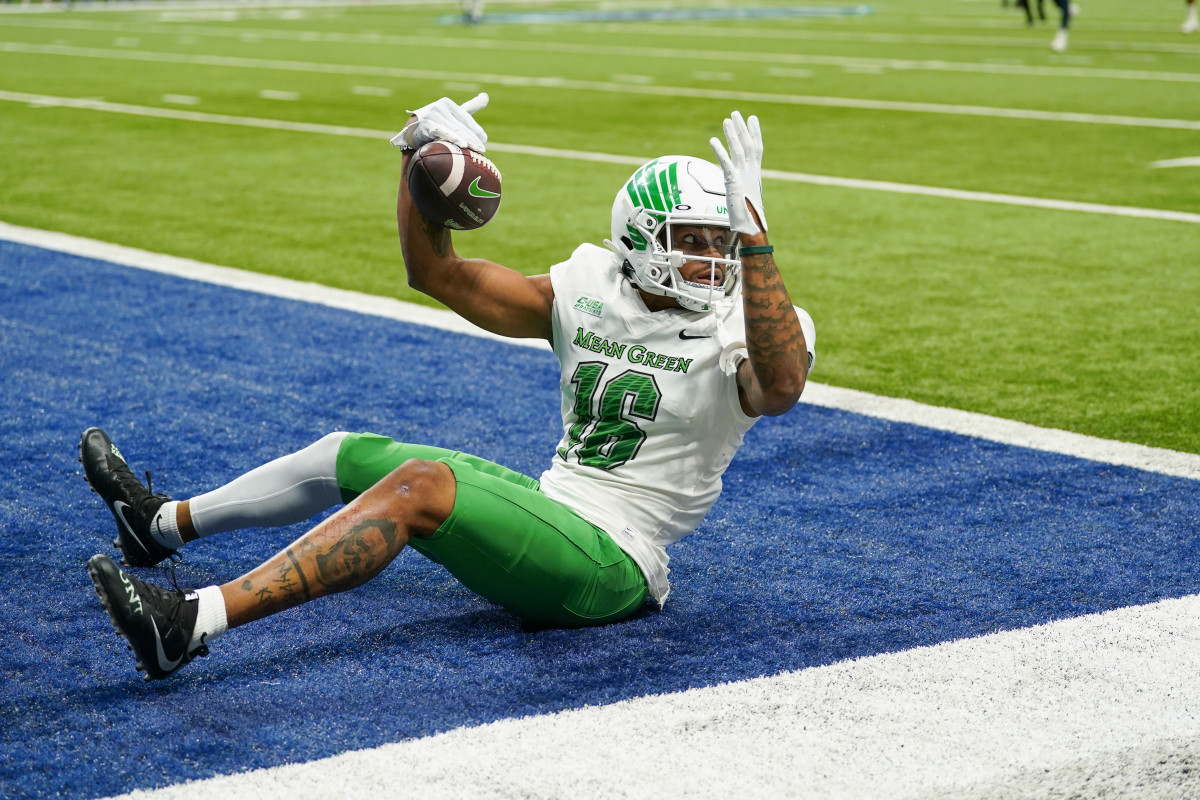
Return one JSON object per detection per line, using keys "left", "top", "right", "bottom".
{"left": 709, "top": 111, "right": 767, "bottom": 235}
{"left": 390, "top": 92, "right": 490, "bottom": 153}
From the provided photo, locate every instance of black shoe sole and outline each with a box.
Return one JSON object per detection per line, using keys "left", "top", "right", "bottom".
{"left": 86, "top": 554, "right": 161, "bottom": 681}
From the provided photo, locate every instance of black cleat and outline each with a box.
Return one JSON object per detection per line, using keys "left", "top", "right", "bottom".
{"left": 79, "top": 427, "right": 177, "bottom": 567}
{"left": 86, "top": 554, "right": 207, "bottom": 681}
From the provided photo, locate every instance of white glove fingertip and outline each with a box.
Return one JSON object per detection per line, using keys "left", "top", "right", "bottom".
{"left": 723, "top": 118, "right": 746, "bottom": 165}
{"left": 709, "top": 136, "right": 732, "bottom": 170}
{"left": 747, "top": 115, "right": 764, "bottom": 161}
{"left": 460, "top": 92, "right": 489, "bottom": 116}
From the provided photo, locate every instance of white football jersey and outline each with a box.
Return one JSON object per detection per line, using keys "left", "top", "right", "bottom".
{"left": 539, "top": 243, "right": 808, "bottom": 605}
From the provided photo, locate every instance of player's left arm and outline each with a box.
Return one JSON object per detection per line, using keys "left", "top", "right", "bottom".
{"left": 711, "top": 112, "right": 808, "bottom": 418}
{"left": 736, "top": 231, "right": 807, "bottom": 417}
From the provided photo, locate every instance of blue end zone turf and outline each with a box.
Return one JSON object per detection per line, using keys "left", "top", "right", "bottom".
{"left": 1, "top": 241, "right": 1197, "bottom": 799}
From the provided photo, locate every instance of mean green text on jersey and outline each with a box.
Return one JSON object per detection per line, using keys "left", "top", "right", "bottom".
{"left": 572, "top": 327, "right": 694, "bottom": 374}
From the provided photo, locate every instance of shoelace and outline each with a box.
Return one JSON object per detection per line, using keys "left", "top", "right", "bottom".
{"left": 119, "top": 466, "right": 182, "bottom": 563}
{"left": 139, "top": 574, "right": 208, "bottom": 658}
{"left": 141, "top": 470, "right": 171, "bottom": 514}
{"left": 108, "top": 454, "right": 168, "bottom": 515}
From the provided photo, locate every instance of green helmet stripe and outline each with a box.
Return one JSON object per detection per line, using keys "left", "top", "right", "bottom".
{"left": 636, "top": 163, "right": 663, "bottom": 212}
{"left": 624, "top": 160, "right": 649, "bottom": 209}
{"left": 621, "top": 159, "right": 686, "bottom": 252}
{"left": 625, "top": 223, "right": 647, "bottom": 248}
{"left": 626, "top": 170, "right": 652, "bottom": 212}
{"left": 658, "top": 161, "right": 681, "bottom": 210}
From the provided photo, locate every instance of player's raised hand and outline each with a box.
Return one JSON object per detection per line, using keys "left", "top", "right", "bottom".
{"left": 390, "top": 93, "right": 490, "bottom": 153}
{"left": 709, "top": 111, "right": 767, "bottom": 235}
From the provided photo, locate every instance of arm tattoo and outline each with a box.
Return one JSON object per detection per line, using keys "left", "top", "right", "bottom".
{"left": 421, "top": 217, "right": 452, "bottom": 259}
{"left": 740, "top": 252, "right": 806, "bottom": 400}
{"left": 739, "top": 253, "right": 806, "bottom": 410}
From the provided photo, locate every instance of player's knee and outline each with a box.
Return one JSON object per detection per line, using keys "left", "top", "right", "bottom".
{"left": 379, "top": 458, "right": 456, "bottom": 533}
{"left": 313, "top": 431, "right": 348, "bottom": 450}
{"left": 381, "top": 457, "right": 450, "bottom": 495}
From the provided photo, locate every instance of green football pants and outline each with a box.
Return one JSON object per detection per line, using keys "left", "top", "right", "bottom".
{"left": 334, "top": 433, "right": 648, "bottom": 627}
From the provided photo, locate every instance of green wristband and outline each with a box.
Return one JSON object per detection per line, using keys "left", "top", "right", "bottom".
{"left": 739, "top": 244, "right": 774, "bottom": 256}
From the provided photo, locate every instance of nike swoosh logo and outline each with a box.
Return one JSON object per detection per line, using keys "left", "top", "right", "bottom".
{"left": 467, "top": 176, "right": 500, "bottom": 198}
{"left": 119, "top": 570, "right": 185, "bottom": 672}
{"left": 113, "top": 501, "right": 151, "bottom": 558}
{"left": 678, "top": 331, "right": 712, "bottom": 340}
{"left": 150, "top": 611, "right": 185, "bottom": 673}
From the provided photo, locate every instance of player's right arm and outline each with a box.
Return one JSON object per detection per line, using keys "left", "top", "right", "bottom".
{"left": 397, "top": 149, "right": 555, "bottom": 342}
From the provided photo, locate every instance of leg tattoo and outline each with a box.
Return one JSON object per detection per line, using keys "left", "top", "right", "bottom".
{"left": 313, "top": 518, "right": 399, "bottom": 592}
{"left": 227, "top": 516, "right": 404, "bottom": 624}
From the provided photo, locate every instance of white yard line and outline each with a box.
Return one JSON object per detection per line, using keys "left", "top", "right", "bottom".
{"left": 6, "top": 18, "right": 1200, "bottom": 84}
{"left": 4, "top": 220, "right": 1198, "bottom": 480}
{"left": 7, "top": 90, "right": 1198, "bottom": 226}
{"left": 11, "top": 89, "right": 1200, "bottom": 227}
{"left": 2, "top": 0, "right": 1198, "bottom": 59}
{"left": 2, "top": 42, "right": 1200, "bottom": 131}
{"left": 1150, "top": 156, "right": 1200, "bottom": 169}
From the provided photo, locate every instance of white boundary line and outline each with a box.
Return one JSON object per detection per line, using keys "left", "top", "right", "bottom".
{"left": 3, "top": 220, "right": 1198, "bottom": 480}
{"left": 3, "top": 91, "right": 1200, "bottom": 226}
{"left": 3, "top": 42, "right": 1200, "bottom": 131}
{"left": 103, "top": 592, "right": 1200, "bottom": 800}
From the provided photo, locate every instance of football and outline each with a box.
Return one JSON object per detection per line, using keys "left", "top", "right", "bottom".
{"left": 406, "top": 141, "right": 502, "bottom": 231}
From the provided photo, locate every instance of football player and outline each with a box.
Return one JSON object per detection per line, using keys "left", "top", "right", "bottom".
{"left": 82, "top": 94, "right": 816, "bottom": 681}
{"left": 1012, "top": 0, "right": 1075, "bottom": 51}
{"left": 1013, "top": 0, "right": 1045, "bottom": 26}
{"left": 1048, "top": 0, "right": 1073, "bottom": 52}
{"left": 460, "top": 0, "right": 483, "bottom": 24}
{"left": 1185, "top": 0, "right": 1198, "bottom": 34}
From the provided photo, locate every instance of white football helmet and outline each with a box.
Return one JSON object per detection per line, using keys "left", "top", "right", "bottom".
{"left": 605, "top": 156, "right": 741, "bottom": 313}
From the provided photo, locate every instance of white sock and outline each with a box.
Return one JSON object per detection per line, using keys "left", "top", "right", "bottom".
{"left": 149, "top": 501, "right": 185, "bottom": 550}
{"left": 188, "top": 585, "right": 229, "bottom": 651}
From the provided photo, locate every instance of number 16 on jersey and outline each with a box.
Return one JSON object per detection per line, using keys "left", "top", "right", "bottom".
{"left": 557, "top": 362, "right": 662, "bottom": 470}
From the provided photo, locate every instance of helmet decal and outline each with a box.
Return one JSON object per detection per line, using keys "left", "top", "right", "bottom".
{"left": 625, "top": 159, "right": 682, "bottom": 214}
{"left": 606, "top": 156, "right": 742, "bottom": 313}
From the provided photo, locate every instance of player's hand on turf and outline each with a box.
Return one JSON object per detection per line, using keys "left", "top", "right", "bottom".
{"left": 710, "top": 111, "right": 767, "bottom": 235}
{"left": 390, "top": 93, "right": 490, "bottom": 153}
